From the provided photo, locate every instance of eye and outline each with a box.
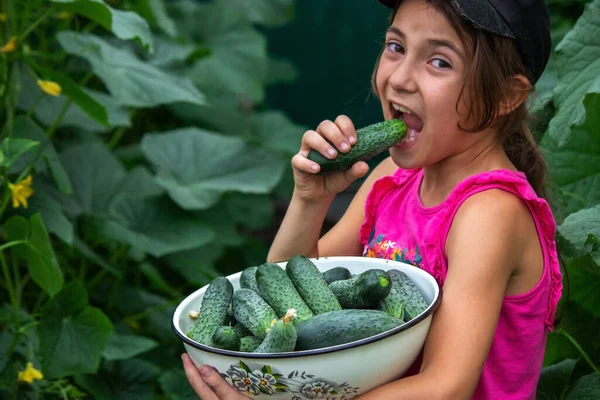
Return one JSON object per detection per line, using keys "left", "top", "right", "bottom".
{"left": 386, "top": 42, "right": 405, "bottom": 55}
{"left": 431, "top": 58, "right": 452, "bottom": 69}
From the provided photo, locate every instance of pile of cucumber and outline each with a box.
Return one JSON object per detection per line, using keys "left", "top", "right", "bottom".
{"left": 185, "top": 255, "right": 429, "bottom": 354}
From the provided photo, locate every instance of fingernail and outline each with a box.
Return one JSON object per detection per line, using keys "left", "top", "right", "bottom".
{"left": 312, "top": 164, "right": 319, "bottom": 172}
{"left": 349, "top": 136, "right": 356, "bottom": 144}
{"left": 341, "top": 143, "right": 349, "bottom": 151}
{"left": 200, "top": 366, "right": 212, "bottom": 377}
{"left": 327, "top": 148, "right": 336, "bottom": 157}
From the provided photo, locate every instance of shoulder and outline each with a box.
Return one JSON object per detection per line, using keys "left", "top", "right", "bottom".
{"left": 446, "top": 188, "right": 537, "bottom": 272}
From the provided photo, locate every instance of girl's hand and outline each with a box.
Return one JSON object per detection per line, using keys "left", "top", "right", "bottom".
{"left": 291, "top": 115, "right": 369, "bottom": 203}
{"left": 182, "top": 354, "right": 250, "bottom": 400}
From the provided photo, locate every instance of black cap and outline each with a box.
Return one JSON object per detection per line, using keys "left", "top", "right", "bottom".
{"left": 377, "top": 0, "right": 551, "bottom": 84}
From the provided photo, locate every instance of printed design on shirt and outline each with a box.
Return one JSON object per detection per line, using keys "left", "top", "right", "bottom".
{"left": 363, "top": 230, "right": 423, "bottom": 268}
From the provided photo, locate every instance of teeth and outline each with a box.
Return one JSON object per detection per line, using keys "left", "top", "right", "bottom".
{"left": 392, "top": 103, "right": 412, "bottom": 114}
{"left": 401, "top": 129, "right": 417, "bottom": 143}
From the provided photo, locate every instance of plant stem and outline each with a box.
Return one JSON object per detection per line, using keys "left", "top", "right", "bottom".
{"left": 18, "top": 7, "right": 54, "bottom": 42}
{"left": 560, "top": 330, "right": 600, "bottom": 373}
{"left": 107, "top": 126, "right": 128, "bottom": 149}
{"left": 46, "top": 71, "right": 94, "bottom": 140}
{"left": 1, "top": 251, "right": 21, "bottom": 359}
{"left": 0, "top": 240, "right": 29, "bottom": 252}
{"left": 0, "top": 186, "right": 12, "bottom": 221}
{"left": 12, "top": 254, "right": 21, "bottom": 304}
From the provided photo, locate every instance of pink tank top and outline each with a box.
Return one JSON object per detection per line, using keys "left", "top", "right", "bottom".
{"left": 359, "top": 167, "right": 563, "bottom": 400}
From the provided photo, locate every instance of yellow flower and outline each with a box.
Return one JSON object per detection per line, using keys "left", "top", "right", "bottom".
{"left": 37, "top": 80, "right": 62, "bottom": 96}
{"left": 1, "top": 36, "right": 16, "bottom": 53}
{"left": 9, "top": 175, "right": 34, "bottom": 209}
{"left": 56, "top": 11, "right": 71, "bottom": 19}
{"left": 0, "top": 13, "right": 7, "bottom": 22}
{"left": 17, "top": 362, "right": 43, "bottom": 384}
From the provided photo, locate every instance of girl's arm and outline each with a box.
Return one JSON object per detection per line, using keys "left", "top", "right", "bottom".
{"left": 356, "top": 189, "right": 538, "bottom": 399}
{"left": 267, "top": 157, "right": 398, "bottom": 262}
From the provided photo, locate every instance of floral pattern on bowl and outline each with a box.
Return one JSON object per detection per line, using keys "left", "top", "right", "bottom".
{"left": 221, "top": 361, "right": 360, "bottom": 399}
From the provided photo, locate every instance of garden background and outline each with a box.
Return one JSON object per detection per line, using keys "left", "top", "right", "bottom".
{"left": 0, "top": 0, "right": 599, "bottom": 398}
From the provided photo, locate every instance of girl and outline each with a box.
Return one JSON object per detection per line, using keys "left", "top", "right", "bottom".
{"left": 182, "top": 0, "right": 563, "bottom": 398}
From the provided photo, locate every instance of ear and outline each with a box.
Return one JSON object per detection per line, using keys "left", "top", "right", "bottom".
{"left": 498, "top": 74, "right": 531, "bottom": 116}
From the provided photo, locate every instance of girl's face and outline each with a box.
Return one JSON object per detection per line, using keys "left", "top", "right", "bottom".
{"left": 376, "top": 0, "right": 481, "bottom": 169}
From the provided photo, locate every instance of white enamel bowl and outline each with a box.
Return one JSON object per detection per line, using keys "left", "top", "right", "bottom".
{"left": 172, "top": 257, "right": 442, "bottom": 399}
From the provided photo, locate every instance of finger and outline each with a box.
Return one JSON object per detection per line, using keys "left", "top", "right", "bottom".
{"left": 324, "top": 162, "right": 369, "bottom": 195}
{"left": 181, "top": 354, "right": 218, "bottom": 400}
{"left": 195, "top": 361, "right": 248, "bottom": 399}
{"left": 343, "top": 161, "right": 370, "bottom": 183}
{"left": 334, "top": 115, "right": 357, "bottom": 146}
{"left": 317, "top": 119, "right": 351, "bottom": 153}
{"left": 299, "top": 129, "right": 337, "bottom": 159}
{"left": 292, "top": 153, "right": 320, "bottom": 174}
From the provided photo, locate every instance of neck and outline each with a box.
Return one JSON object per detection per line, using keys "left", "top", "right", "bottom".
{"left": 420, "top": 133, "right": 514, "bottom": 207}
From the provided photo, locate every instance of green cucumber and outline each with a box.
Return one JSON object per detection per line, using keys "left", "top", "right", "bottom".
{"left": 329, "top": 269, "right": 392, "bottom": 309}
{"left": 186, "top": 277, "right": 233, "bottom": 345}
{"left": 232, "top": 321, "right": 252, "bottom": 338}
{"left": 295, "top": 309, "right": 404, "bottom": 351}
{"left": 256, "top": 262, "right": 314, "bottom": 322}
{"left": 379, "top": 269, "right": 406, "bottom": 320}
{"left": 322, "top": 266, "right": 352, "bottom": 284}
{"left": 210, "top": 326, "right": 241, "bottom": 351}
{"left": 307, "top": 119, "right": 407, "bottom": 173}
{"left": 231, "top": 288, "right": 278, "bottom": 340}
{"left": 240, "top": 336, "right": 262, "bottom": 352}
{"left": 239, "top": 266, "right": 259, "bottom": 293}
{"left": 254, "top": 310, "right": 298, "bottom": 354}
{"left": 285, "top": 255, "right": 342, "bottom": 315}
{"left": 389, "top": 269, "right": 429, "bottom": 321}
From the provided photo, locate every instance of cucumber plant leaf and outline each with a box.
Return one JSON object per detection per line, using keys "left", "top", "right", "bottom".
{"left": 39, "top": 283, "right": 113, "bottom": 379}
{"left": 56, "top": 31, "right": 206, "bottom": 108}
{"left": 50, "top": 0, "right": 153, "bottom": 52}
{"left": 141, "top": 128, "right": 286, "bottom": 210}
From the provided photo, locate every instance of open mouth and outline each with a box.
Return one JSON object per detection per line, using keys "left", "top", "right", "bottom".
{"left": 390, "top": 103, "right": 423, "bottom": 145}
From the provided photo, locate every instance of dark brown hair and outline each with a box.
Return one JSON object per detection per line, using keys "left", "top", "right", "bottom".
{"left": 372, "top": 0, "right": 549, "bottom": 198}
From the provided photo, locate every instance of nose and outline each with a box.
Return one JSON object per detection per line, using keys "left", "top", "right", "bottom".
{"left": 388, "top": 59, "right": 418, "bottom": 94}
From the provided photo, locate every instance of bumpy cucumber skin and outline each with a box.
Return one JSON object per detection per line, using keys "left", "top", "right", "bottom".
{"left": 240, "top": 266, "right": 259, "bottom": 293}
{"left": 232, "top": 289, "right": 278, "bottom": 340}
{"left": 285, "top": 255, "right": 342, "bottom": 315}
{"left": 186, "top": 277, "right": 233, "bottom": 345}
{"left": 211, "top": 326, "right": 241, "bottom": 351}
{"left": 307, "top": 119, "right": 407, "bottom": 173}
{"left": 379, "top": 269, "right": 407, "bottom": 320}
{"left": 322, "top": 266, "right": 352, "bottom": 285}
{"left": 295, "top": 309, "right": 403, "bottom": 351}
{"left": 390, "top": 269, "right": 429, "bottom": 321}
{"left": 329, "top": 269, "right": 392, "bottom": 309}
{"left": 232, "top": 321, "right": 252, "bottom": 338}
{"left": 256, "top": 263, "right": 314, "bottom": 322}
{"left": 254, "top": 319, "right": 297, "bottom": 354}
{"left": 240, "top": 336, "right": 262, "bottom": 352}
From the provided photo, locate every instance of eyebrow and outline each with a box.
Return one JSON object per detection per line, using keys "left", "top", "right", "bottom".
{"left": 386, "top": 26, "right": 465, "bottom": 60}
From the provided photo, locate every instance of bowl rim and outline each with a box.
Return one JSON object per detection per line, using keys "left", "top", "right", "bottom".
{"left": 172, "top": 256, "right": 443, "bottom": 359}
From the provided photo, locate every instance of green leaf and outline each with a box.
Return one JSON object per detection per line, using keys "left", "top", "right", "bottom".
{"left": 133, "top": 0, "right": 178, "bottom": 38}
{"left": 57, "top": 31, "right": 205, "bottom": 108}
{"left": 72, "top": 235, "right": 121, "bottom": 277}
{"left": 541, "top": 98, "right": 600, "bottom": 216}
{"left": 24, "top": 185, "right": 74, "bottom": 244}
{"left": 59, "top": 141, "right": 126, "bottom": 217}
{"left": 141, "top": 128, "right": 286, "bottom": 210}
{"left": 146, "top": 36, "right": 199, "bottom": 69}
{"left": 548, "top": 0, "right": 600, "bottom": 146}
{"left": 225, "top": 193, "right": 274, "bottom": 231}
{"left": 159, "top": 369, "right": 198, "bottom": 400}
{"left": 164, "top": 244, "right": 223, "bottom": 285}
{"left": 536, "top": 359, "right": 577, "bottom": 400}
{"left": 17, "top": 68, "right": 131, "bottom": 134}
{"left": 32, "top": 64, "right": 109, "bottom": 126}
{"left": 566, "top": 254, "right": 600, "bottom": 320}
{"left": 251, "top": 110, "right": 305, "bottom": 155}
{"left": 559, "top": 205, "right": 600, "bottom": 256}
{"left": 98, "top": 195, "right": 215, "bottom": 257}
{"left": 139, "top": 262, "right": 180, "bottom": 297}
{"left": 4, "top": 214, "right": 64, "bottom": 297}
{"left": 0, "top": 138, "right": 39, "bottom": 168}
{"left": 102, "top": 333, "right": 158, "bottom": 361}
{"left": 11, "top": 116, "right": 72, "bottom": 195}
{"left": 565, "top": 372, "right": 600, "bottom": 400}
{"left": 40, "top": 283, "right": 114, "bottom": 379}
{"left": 267, "top": 56, "right": 299, "bottom": 85}
{"left": 182, "top": 1, "right": 268, "bottom": 103}
{"left": 232, "top": 0, "right": 294, "bottom": 27}
{"left": 50, "top": 0, "right": 153, "bottom": 52}
{"left": 74, "top": 358, "right": 159, "bottom": 400}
